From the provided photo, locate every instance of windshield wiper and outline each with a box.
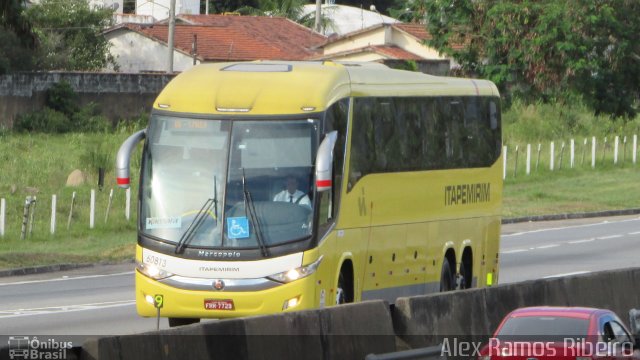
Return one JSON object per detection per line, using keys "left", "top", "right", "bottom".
{"left": 175, "top": 197, "right": 215, "bottom": 254}
{"left": 175, "top": 176, "right": 219, "bottom": 254}
{"left": 241, "top": 169, "right": 269, "bottom": 257}
{"left": 213, "top": 176, "right": 219, "bottom": 219}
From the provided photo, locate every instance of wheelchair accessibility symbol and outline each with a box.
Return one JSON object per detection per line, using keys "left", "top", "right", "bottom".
{"left": 227, "top": 217, "right": 250, "bottom": 239}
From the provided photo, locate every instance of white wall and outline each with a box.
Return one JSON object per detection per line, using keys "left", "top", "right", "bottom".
{"left": 107, "top": 30, "right": 198, "bottom": 73}
{"left": 135, "top": 0, "right": 200, "bottom": 21}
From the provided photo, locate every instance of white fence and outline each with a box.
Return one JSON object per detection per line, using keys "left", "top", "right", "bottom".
{"left": 0, "top": 188, "right": 131, "bottom": 239}
{"left": 504, "top": 135, "right": 638, "bottom": 179}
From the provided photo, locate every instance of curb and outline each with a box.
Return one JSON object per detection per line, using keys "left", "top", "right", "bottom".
{"left": 0, "top": 263, "right": 94, "bottom": 278}
{"left": 502, "top": 208, "right": 640, "bottom": 224}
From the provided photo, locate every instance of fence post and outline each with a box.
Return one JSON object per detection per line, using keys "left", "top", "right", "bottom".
{"left": 550, "top": 142, "right": 555, "bottom": 171}
{"left": 28, "top": 196, "right": 36, "bottom": 237}
{"left": 21, "top": 196, "right": 31, "bottom": 240}
{"left": 570, "top": 139, "right": 575, "bottom": 168}
{"left": 125, "top": 188, "right": 131, "bottom": 221}
{"left": 67, "top": 191, "right": 76, "bottom": 230}
{"left": 582, "top": 138, "right": 587, "bottom": 166}
{"left": 536, "top": 143, "right": 541, "bottom": 171}
{"left": 623, "top": 136, "right": 627, "bottom": 164}
{"left": 526, "top": 144, "right": 531, "bottom": 175}
{"left": 90, "top": 189, "right": 96, "bottom": 229}
{"left": 105, "top": 189, "right": 114, "bottom": 223}
{"left": 634, "top": 135, "right": 638, "bottom": 165}
{"left": 592, "top": 136, "right": 597, "bottom": 168}
{"left": 601, "top": 137, "right": 607, "bottom": 162}
{"left": 0, "top": 198, "right": 5, "bottom": 238}
{"left": 614, "top": 136, "right": 619, "bottom": 165}
{"left": 50, "top": 195, "right": 56, "bottom": 235}
{"left": 513, "top": 145, "right": 519, "bottom": 177}
{"left": 559, "top": 142, "right": 565, "bottom": 170}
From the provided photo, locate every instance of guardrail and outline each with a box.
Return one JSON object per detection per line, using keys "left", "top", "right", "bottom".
{"left": 2, "top": 267, "right": 638, "bottom": 360}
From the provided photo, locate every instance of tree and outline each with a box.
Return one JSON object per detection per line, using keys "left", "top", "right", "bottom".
{"left": 0, "top": 28, "right": 36, "bottom": 74}
{"left": 25, "top": 0, "right": 116, "bottom": 71}
{"left": 1, "top": 0, "right": 36, "bottom": 47}
{"left": 409, "top": 0, "right": 639, "bottom": 117}
{"left": 0, "top": 0, "right": 37, "bottom": 74}
{"left": 236, "top": 0, "right": 308, "bottom": 22}
{"left": 201, "top": 0, "right": 259, "bottom": 15}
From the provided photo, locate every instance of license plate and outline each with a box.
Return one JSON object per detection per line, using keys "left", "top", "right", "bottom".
{"left": 204, "top": 299, "right": 235, "bottom": 311}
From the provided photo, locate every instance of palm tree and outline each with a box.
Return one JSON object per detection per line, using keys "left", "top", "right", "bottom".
{"left": 235, "top": 0, "right": 332, "bottom": 32}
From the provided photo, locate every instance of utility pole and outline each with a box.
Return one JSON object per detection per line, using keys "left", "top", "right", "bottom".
{"left": 167, "top": 0, "right": 176, "bottom": 73}
{"left": 314, "top": 0, "right": 321, "bottom": 33}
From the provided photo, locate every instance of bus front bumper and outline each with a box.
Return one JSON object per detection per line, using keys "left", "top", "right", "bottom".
{"left": 135, "top": 270, "right": 317, "bottom": 319}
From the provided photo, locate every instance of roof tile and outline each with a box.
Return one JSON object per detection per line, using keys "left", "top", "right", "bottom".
{"left": 121, "top": 15, "right": 326, "bottom": 61}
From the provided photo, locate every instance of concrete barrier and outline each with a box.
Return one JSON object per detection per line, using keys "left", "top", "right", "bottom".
{"left": 78, "top": 268, "right": 640, "bottom": 359}
{"left": 80, "top": 300, "right": 396, "bottom": 360}
{"left": 393, "top": 267, "right": 640, "bottom": 349}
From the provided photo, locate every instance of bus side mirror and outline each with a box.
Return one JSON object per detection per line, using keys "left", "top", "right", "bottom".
{"left": 630, "top": 309, "right": 640, "bottom": 346}
{"left": 315, "top": 131, "right": 338, "bottom": 192}
{"left": 116, "top": 129, "right": 146, "bottom": 189}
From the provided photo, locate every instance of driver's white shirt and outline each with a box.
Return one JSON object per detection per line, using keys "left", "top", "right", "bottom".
{"left": 273, "top": 190, "right": 311, "bottom": 209}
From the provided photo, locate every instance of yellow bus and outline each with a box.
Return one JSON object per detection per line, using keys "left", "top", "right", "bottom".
{"left": 116, "top": 61, "right": 502, "bottom": 327}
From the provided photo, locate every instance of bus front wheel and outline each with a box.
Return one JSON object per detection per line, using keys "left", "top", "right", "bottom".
{"left": 335, "top": 265, "right": 354, "bottom": 305}
{"left": 168, "top": 317, "right": 200, "bottom": 327}
{"left": 439, "top": 258, "right": 455, "bottom": 292}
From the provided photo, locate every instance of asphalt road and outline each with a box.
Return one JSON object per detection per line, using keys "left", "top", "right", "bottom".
{"left": 1, "top": 215, "right": 639, "bottom": 342}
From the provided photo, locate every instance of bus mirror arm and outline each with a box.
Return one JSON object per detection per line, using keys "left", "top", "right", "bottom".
{"left": 116, "top": 129, "right": 146, "bottom": 189}
{"left": 315, "top": 131, "right": 338, "bottom": 192}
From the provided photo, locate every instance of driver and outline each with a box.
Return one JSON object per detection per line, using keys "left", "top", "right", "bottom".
{"left": 273, "top": 176, "right": 311, "bottom": 209}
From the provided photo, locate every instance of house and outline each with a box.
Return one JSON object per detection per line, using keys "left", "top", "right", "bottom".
{"left": 300, "top": 3, "right": 399, "bottom": 36}
{"left": 313, "top": 23, "right": 460, "bottom": 75}
{"left": 104, "top": 15, "right": 327, "bottom": 73}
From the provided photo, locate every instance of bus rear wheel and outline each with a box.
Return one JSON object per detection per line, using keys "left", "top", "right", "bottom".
{"left": 439, "top": 258, "right": 455, "bottom": 292}
{"left": 168, "top": 317, "right": 200, "bottom": 327}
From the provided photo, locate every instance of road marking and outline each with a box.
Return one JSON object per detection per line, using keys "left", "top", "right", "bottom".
{"left": 502, "top": 217, "right": 640, "bottom": 237}
{"left": 543, "top": 271, "right": 591, "bottom": 279}
{"left": 501, "top": 249, "right": 529, "bottom": 254}
{"left": 629, "top": 231, "right": 640, "bottom": 235}
{"left": 0, "top": 300, "right": 136, "bottom": 318}
{"left": 596, "top": 235, "right": 623, "bottom": 240}
{"left": 569, "top": 238, "right": 595, "bottom": 244}
{"left": 536, "top": 244, "right": 559, "bottom": 249}
{"left": 0, "top": 271, "right": 134, "bottom": 287}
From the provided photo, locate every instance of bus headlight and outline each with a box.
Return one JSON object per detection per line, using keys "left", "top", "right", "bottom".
{"left": 136, "top": 261, "right": 174, "bottom": 280}
{"left": 267, "top": 256, "right": 323, "bottom": 283}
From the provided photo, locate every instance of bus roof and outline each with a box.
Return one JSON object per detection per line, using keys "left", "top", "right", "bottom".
{"left": 153, "top": 61, "right": 499, "bottom": 115}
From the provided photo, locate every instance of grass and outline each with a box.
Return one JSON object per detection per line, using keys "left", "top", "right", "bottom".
{"left": 0, "top": 131, "right": 142, "bottom": 269}
{"left": 503, "top": 166, "right": 640, "bottom": 217}
{"left": 0, "top": 100, "right": 639, "bottom": 270}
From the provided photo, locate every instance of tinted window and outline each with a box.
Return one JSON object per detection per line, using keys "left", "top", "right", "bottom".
{"left": 497, "top": 316, "right": 589, "bottom": 341}
{"left": 348, "top": 96, "right": 501, "bottom": 190}
{"left": 318, "top": 99, "right": 348, "bottom": 232}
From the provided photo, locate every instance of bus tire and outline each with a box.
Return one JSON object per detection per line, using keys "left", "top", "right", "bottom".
{"left": 336, "top": 265, "right": 354, "bottom": 305}
{"left": 439, "top": 258, "right": 455, "bottom": 292}
{"left": 168, "top": 317, "right": 200, "bottom": 327}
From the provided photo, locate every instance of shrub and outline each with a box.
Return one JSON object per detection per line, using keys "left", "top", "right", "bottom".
{"left": 72, "top": 102, "right": 111, "bottom": 132}
{"left": 46, "top": 81, "right": 78, "bottom": 116}
{"left": 14, "top": 108, "right": 71, "bottom": 133}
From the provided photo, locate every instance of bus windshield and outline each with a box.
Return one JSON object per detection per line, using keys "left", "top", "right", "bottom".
{"left": 140, "top": 115, "right": 318, "bottom": 250}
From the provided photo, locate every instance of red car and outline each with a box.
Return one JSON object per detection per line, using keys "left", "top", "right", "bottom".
{"left": 478, "top": 307, "right": 640, "bottom": 360}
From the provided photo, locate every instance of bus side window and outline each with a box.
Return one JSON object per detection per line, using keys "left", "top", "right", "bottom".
{"left": 318, "top": 99, "right": 348, "bottom": 232}
{"left": 348, "top": 98, "right": 374, "bottom": 190}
